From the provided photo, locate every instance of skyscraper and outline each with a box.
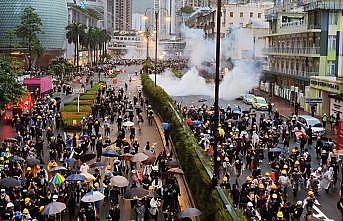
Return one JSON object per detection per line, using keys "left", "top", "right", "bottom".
{"left": 114, "top": 0, "right": 132, "bottom": 31}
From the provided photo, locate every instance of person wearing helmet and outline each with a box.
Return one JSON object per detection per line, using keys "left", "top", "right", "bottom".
{"left": 22, "top": 208, "right": 31, "bottom": 221}
{"left": 243, "top": 202, "right": 261, "bottom": 221}
{"left": 278, "top": 170, "right": 290, "bottom": 198}
{"left": 303, "top": 191, "right": 315, "bottom": 212}
{"left": 276, "top": 211, "right": 285, "bottom": 220}
{"left": 290, "top": 201, "right": 303, "bottom": 221}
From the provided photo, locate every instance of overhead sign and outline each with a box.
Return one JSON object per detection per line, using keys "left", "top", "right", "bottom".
{"left": 74, "top": 88, "right": 85, "bottom": 94}
{"left": 305, "top": 98, "right": 323, "bottom": 103}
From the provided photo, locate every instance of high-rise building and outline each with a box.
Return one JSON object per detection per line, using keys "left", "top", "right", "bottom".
{"left": 114, "top": 0, "right": 132, "bottom": 31}
{"left": 262, "top": 0, "right": 343, "bottom": 116}
{"left": 132, "top": 13, "right": 146, "bottom": 31}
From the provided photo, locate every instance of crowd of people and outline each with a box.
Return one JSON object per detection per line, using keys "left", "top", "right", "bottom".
{"left": 179, "top": 103, "right": 343, "bottom": 221}
{"left": 0, "top": 66, "right": 183, "bottom": 221}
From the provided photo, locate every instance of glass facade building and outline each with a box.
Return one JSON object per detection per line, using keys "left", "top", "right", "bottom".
{"left": 0, "top": 0, "right": 68, "bottom": 50}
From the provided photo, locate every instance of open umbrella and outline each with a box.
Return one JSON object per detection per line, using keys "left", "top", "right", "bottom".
{"left": 0, "top": 177, "right": 21, "bottom": 188}
{"left": 123, "top": 121, "right": 134, "bottom": 127}
{"left": 64, "top": 158, "right": 76, "bottom": 164}
{"left": 10, "top": 155, "right": 24, "bottom": 162}
{"left": 50, "top": 173, "right": 65, "bottom": 185}
{"left": 167, "top": 160, "right": 179, "bottom": 168}
{"left": 90, "top": 162, "right": 106, "bottom": 168}
{"left": 66, "top": 174, "right": 86, "bottom": 181}
{"left": 26, "top": 158, "right": 40, "bottom": 166}
{"left": 110, "top": 175, "right": 129, "bottom": 187}
{"left": 131, "top": 153, "right": 149, "bottom": 162}
{"left": 41, "top": 202, "right": 66, "bottom": 215}
{"left": 80, "top": 152, "right": 96, "bottom": 162}
{"left": 120, "top": 153, "right": 133, "bottom": 160}
{"left": 162, "top": 122, "right": 170, "bottom": 130}
{"left": 81, "top": 191, "right": 105, "bottom": 203}
{"left": 4, "top": 138, "right": 18, "bottom": 143}
{"left": 198, "top": 98, "right": 207, "bottom": 102}
{"left": 180, "top": 208, "right": 202, "bottom": 218}
{"left": 192, "top": 120, "right": 202, "bottom": 127}
{"left": 124, "top": 187, "right": 150, "bottom": 200}
{"left": 142, "top": 150, "right": 157, "bottom": 163}
{"left": 49, "top": 166, "right": 67, "bottom": 173}
{"left": 102, "top": 150, "right": 121, "bottom": 158}
{"left": 167, "top": 168, "right": 184, "bottom": 175}
{"left": 270, "top": 147, "right": 282, "bottom": 153}
{"left": 80, "top": 172, "right": 96, "bottom": 180}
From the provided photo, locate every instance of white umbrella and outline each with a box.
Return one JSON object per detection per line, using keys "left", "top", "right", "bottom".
{"left": 80, "top": 172, "right": 96, "bottom": 180}
{"left": 110, "top": 175, "right": 129, "bottom": 187}
{"left": 41, "top": 202, "right": 66, "bottom": 215}
{"left": 131, "top": 152, "right": 149, "bottom": 162}
{"left": 123, "top": 121, "right": 134, "bottom": 127}
{"left": 180, "top": 208, "right": 202, "bottom": 218}
{"left": 81, "top": 191, "right": 105, "bottom": 203}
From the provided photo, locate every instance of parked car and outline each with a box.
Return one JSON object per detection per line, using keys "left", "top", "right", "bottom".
{"left": 243, "top": 94, "right": 255, "bottom": 104}
{"left": 297, "top": 115, "right": 325, "bottom": 137}
{"left": 252, "top": 96, "right": 268, "bottom": 110}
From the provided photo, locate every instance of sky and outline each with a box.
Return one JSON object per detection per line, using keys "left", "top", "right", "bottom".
{"left": 133, "top": 0, "right": 152, "bottom": 13}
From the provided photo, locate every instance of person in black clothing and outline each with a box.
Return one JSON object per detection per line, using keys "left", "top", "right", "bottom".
{"left": 306, "top": 126, "right": 313, "bottom": 147}
{"left": 108, "top": 205, "right": 120, "bottom": 221}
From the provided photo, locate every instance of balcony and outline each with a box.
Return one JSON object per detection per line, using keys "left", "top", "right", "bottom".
{"left": 264, "top": 66, "right": 319, "bottom": 79}
{"left": 263, "top": 47, "right": 320, "bottom": 57}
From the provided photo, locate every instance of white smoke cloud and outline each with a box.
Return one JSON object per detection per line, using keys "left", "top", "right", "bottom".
{"left": 154, "top": 25, "right": 262, "bottom": 100}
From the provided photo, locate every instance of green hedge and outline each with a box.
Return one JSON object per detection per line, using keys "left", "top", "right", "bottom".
{"left": 171, "top": 68, "right": 183, "bottom": 78}
{"left": 61, "top": 82, "right": 103, "bottom": 131}
{"left": 141, "top": 73, "right": 235, "bottom": 221}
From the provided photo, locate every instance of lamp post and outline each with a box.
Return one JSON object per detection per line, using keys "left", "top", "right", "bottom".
{"left": 212, "top": 0, "right": 222, "bottom": 186}
{"left": 144, "top": 7, "right": 170, "bottom": 86}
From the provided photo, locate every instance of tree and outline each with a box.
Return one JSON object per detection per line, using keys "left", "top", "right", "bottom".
{"left": 0, "top": 58, "right": 25, "bottom": 109}
{"left": 16, "top": 6, "right": 44, "bottom": 70}
{"left": 66, "top": 23, "right": 86, "bottom": 68}
{"left": 48, "top": 58, "right": 74, "bottom": 79}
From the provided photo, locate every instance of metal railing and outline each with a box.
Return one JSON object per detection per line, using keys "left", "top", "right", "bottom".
{"left": 263, "top": 47, "right": 320, "bottom": 55}
{"left": 264, "top": 66, "right": 319, "bottom": 78}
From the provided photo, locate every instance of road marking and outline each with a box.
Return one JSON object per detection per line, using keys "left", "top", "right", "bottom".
{"left": 312, "top": 205, "right": 335, "bottom": 221}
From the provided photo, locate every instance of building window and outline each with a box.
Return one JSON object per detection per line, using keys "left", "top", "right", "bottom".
{"left": 327, "top": 61, "right": 336, "bottom": 76}
{"left": 240, "top": 12, "right": 243, "bottom": 17}
{"left": 258, "top": 13, "right": 262, "bottom": 18}
{"left": 328, "top": 35, "right": 336, "bottom": 50}
{"left": 230, "top": 12, "right": 233, "bottom": 17}
{"left": 329, "top": 13, "right": 337, "bottom": 25}
{"left": 250, "top": 12, "right": 253, "bottom": 18}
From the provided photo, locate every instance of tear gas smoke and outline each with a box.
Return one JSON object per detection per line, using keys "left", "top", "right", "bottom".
{"left": 154, "top": 26, "right": 262, "bottom": 100}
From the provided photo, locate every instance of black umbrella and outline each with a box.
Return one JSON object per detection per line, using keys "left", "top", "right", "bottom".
{"left": 26, "top": 158, "right": 41, "bottom": 166}
{"left": 89, "top": 162, "right": 106, "bottom": 168}
{"left": 0, "top": 177, "right": 21, "bottom": 188}
{"left": 10, "top": 155, "right": 24, "bottom": 162}
{"left": 102, "top": 150, "right": 120, "bottom": 158}
{"left": 124, "top": 187, "right": 151, "bottom": 200}
{"left": 80, "top": 152, "right": 96, "bottom": 162}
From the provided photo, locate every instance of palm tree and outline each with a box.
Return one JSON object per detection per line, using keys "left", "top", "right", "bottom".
{"left": 66, "top": 23, "right": 86, "bottom": 68}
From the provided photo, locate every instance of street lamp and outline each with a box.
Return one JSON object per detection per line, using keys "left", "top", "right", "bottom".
{"left": 212, "top": 0, "right": 222, "bottom": 186}
{"left": 144, "top": 7, "right": 170, "bottom": 86}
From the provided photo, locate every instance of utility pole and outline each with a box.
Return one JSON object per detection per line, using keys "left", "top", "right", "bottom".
{"left": 212, "top": 0, "right": 221, "bottom": 186}
{"left": 155, "top": 11, "right": 159, "bottom": 86}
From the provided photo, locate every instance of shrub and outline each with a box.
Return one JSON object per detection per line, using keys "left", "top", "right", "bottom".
{"left": 141, "top": 73, "right": 239, "bottom": 221}
{"left": 62, "top": 104, "right": 92, "bottom": 112}
{"left": 79, "top": 94, "right": 96, "bottom": 100}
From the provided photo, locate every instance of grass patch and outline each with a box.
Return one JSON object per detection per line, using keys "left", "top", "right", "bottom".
{"left": 171, "top": 68, "right": 183, "bottom": 78}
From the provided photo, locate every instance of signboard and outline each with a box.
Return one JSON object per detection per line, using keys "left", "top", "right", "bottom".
{"left": 330, "top": 97, "right": 343, "bottom": 115}
{"left": 74, "top": 88, "right": 84, "bottom": 94}
{"left": 305, "top": 98, "right": 323, "bottom": 103}
{"left": 310, "top": 79, "right": 340, "bottom": 93}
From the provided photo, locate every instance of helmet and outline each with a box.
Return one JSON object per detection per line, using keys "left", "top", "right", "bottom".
{"left": 265, "top": 172, "right": 270, "bottom": 177}
{"left": 22, "top": 208, "right": 29, "bottom": 214}
{"left": 6, "top": 202, "right": 14, "bottom": 208}
{"left": 322, "top": 150, "right": 327, "bottom": 154}
{"left": 148, "top": 186, "right": 154, "bottom": 190}
{"left": 247, "top": 202, "right": 253, "bottom": 207}
{"left": 26, "top": 167, "right": 31, "bottom": 171}
{"left": 281, "top": 170, "right": 287, "bottom": 175}
{"left": 308, "top": 191, "right": 314, "bottom": 196}
{"left": 52, "top": 162, "right": 58, "bottom": 167}
{"left": 317, "top": 167, "right": 322, "bottom": 171}
{"left": 246, "top": 176, "right": 252, "bottom": 182}
{"left": 292, "top": 149, "right": 296, "bottom": 153}
{"left": 24, "top": 198, "right": 30, "bottom": 204}
{"left": 223, "top": 176, "right": 228, "bottom": 182}
{"left": 272, "top": 193, "right": 278, "bottom": 199}
{"left": 296, "top": 201, "right": 302, "bottom": 206}
{"left": 277, "top": 211, "right": 283, "bottom": 218}
{"left": 106, "top": 165, "right": 112, "bottom": 170}
{"left": 94, "top": 183, "right": 99, "bottom": 188}
{"left": 283, "top": 165, "right": 288, "bottom": 169}
{"left": 271, "top": 183, "right": 278, "bottom": 190}
{"left": 258, "top": 183, "right": 265, "bottom": 189}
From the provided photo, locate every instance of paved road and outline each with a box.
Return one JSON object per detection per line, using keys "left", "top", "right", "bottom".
{"left": 172, "top": 94, "right": 340, "bottom": 221}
